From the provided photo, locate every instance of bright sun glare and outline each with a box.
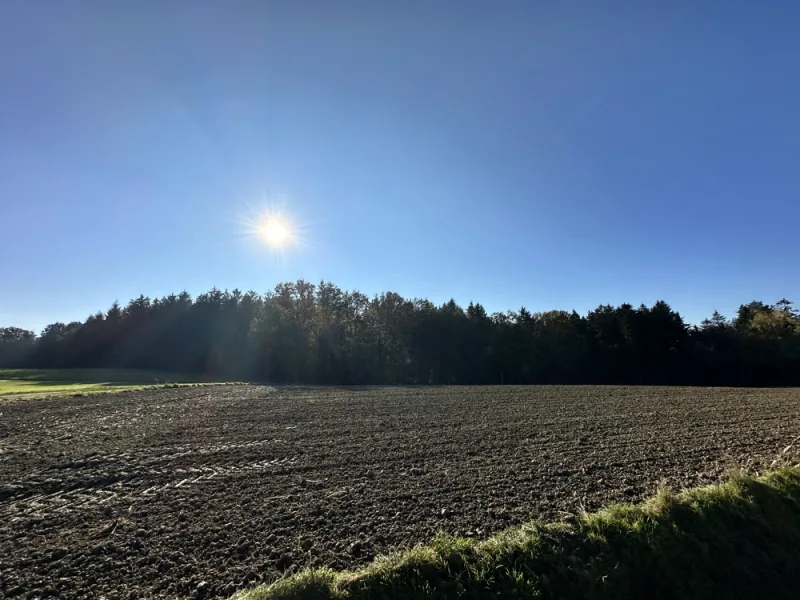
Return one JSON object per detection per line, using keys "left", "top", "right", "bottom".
{"left": 259, "top": 217, "right": 292, "bottom": 248}
{"left": 236, "top": 198, "right": 307, "bottom": 256}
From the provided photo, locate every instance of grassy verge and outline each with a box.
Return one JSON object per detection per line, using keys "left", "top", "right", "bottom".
{"left": 236, "top": 467, "right": 800, "bottom": 600}
{"left": 0, "top": 368, "right": 240, "bottom": 398}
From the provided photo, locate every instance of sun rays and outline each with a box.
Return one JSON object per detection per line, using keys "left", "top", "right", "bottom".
{"left": 235, "top": 196, "right": 310, "bottom": 259}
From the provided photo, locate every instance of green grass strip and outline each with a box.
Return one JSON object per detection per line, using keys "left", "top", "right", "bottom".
{"left": 0, "top": 368, "right": 244, "bottom": 399}
{"left": 236, "top": 467, "right": 800, "bottom": 599}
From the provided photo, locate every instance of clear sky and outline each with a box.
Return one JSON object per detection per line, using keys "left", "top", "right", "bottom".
{"left": 2, "top": 1, "right": 799, "bottom": 332}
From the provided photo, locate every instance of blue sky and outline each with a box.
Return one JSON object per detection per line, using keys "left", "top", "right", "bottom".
{"left": 2, "top": 1, "right": 799, "bottom": 332}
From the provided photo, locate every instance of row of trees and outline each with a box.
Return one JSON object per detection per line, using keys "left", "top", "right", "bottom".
{"left": 2, "top": 281, "right": 800, "bottom": 386}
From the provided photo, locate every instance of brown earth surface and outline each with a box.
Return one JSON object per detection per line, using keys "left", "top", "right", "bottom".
{"left": 2, "top": 385, "right": 800, "bottom": 599}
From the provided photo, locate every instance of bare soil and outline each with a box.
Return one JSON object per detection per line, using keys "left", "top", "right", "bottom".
{"left": 2, "top": 385, "right": 799, "bottom": 599}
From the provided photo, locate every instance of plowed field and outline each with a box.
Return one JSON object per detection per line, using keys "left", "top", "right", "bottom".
{"left": 2, "top": 385, "right": 799, "bottom": 599}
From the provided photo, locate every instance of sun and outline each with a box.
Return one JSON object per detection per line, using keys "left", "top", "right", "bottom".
{"left": 234, "top": 197, "right": 308, "bottom": 257}
{"left": 259, "top": 217, "right": 292, "bottom": 248}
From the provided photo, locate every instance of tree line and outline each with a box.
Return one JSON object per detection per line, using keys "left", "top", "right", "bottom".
{"left": 2, "top": 281, "right": 800, "bottom": 386}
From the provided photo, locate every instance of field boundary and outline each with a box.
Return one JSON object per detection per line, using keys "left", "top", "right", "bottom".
{"left": 0, "top": 382, "right": 250, "bottom": 406}
{"left": 0, "top": 382, "right": 248, "bottom": 403}
{"left": 235, "top": 466, "right": 800, "bottom": 600}
{"left": 0, "top": 368, "right": 248, "bottom": 400}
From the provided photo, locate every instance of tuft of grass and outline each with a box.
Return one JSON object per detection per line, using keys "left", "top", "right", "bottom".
{"left": 235, "top": 467, "right": 800, "bottom": 600}
{"left": 0, "top": 368, "right": 244, "bottom": 399}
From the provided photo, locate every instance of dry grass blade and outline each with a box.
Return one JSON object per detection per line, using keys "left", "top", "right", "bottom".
{"left": 771, "top": 435, "right": 800, "bottom": 467}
